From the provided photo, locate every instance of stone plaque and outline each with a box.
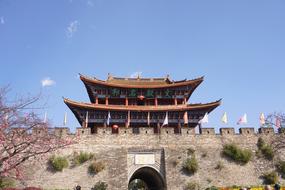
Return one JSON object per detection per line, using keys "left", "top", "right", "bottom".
{"left": 134, "top": 154, "right": 155, "bottom": 165}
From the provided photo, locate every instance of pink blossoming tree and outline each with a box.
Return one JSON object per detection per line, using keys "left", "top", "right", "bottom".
{"left": 0, "top": 87, "right": 74, "bottom": 179}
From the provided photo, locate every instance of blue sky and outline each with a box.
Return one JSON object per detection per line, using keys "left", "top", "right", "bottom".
{"left": 0, "top": 0, "right": 284, "bottom": 132}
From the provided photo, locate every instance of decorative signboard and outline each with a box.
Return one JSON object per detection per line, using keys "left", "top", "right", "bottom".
{"left": 108, "top": 88, "right": 176, "bottom": 98}
{"left": 134, "top": 154, "right": 155, "bottom": 165}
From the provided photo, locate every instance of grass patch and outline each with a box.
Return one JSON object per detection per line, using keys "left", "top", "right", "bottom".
{"left": 257, "top": 138, "right": 274, "bottom": 160}
{"left": 88, "top": 161, "right": 105, "bottom": 175}
{"left": 49, "top": 155, "right": 69, "bottom": 172}
{"left": 91, "top": 181, "right": 108, "bottom": 190}
{"left": 262, "top": 171, "right": 278, "bottom": 185}
{"left": 183, "top": 156, "right": 198, "bottom": 175}
{"left": 222, "top": 143, "right": 252, "bottom": 164}
{"left": 276, "top": 161, "right": 285, "bottom": 178}
{"left": 0, "top": 178, "right": 15, "bottom": 189}
{"left": 185, "top": 181, "right": 200, "bottom": 190}
{"left": 205, "top": 186, "right": 219, "bottom": 190}
{"left": 73, "top": 151, "right": 94, "bottom": 166}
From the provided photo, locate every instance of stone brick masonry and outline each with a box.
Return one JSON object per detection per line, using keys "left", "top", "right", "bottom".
{"left": 21, "top": 127, "right": 284, "bottom": 190}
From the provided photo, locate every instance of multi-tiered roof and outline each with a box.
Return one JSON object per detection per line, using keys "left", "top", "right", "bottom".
{"left": 64, "top": 74, "right": 221, "bottom": 133}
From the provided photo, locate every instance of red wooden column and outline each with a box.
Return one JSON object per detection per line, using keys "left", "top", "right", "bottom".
{"left": 125, "top": 97, "right": 128, "bottom": 106}
{"left": 95, "top": 96, "right": 98, "bottom": 104}
{"left": 174, "top": 97, "right": 177, "bottom": 105}
{"left": 183, "top": 97, "right": 187, "bottom": 104}
{"left": 106, "top": 96, "right": 109, "bottom": 105}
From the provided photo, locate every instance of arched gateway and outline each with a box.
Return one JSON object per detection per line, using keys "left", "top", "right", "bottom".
{"left": 128, "top": 167, "right": 166, "bottom": 190}
{"left": 127, "top": 148, "right": 167, "bottom": 190}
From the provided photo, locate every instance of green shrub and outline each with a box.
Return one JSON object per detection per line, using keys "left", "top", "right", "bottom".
{"left": 185, "top": 182, "right": 200, "bottom": 190}
{"left": 183, "top": 156, "right": 198, "bottom": 175}
{"left": 261, "top": 145, "right": 274, "bottom": 160}
{"left": 262, "top": 171, "right": 278, "bottom": 184}
{"left": 49, "top": 155, "right": 69, "bottom": 172}
{"left": 73, "top": 151, "right": 94, "bottom": 166}
{"left": 276, "top": 161, "right": 285, "bottom": 178}
{"left": 257, "top": 137, "right": 274, "bottom": 160}
{"left": 257, "top": 137, "right": 266, "bottom": 149}
{"left": 88, "top": 161, "right": 105, "bottom": 175}
{"left": 0, "top": 178, "right": 15, "bottom": 189}
{"left": 91, "top": 181, "right": 108, "bottom": 190}
{"left": 205, "top": 186, "right": 219, "bottom": 190}
{"left": 222, "top": 143, "right": 252, "bottom": 164}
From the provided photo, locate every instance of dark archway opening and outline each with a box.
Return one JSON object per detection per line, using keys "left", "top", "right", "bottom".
{"left": 128, "top": 167, "right": 166, "bottom": 190}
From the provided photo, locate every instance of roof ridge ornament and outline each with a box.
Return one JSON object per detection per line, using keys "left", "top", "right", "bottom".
{"left": 107, "top": 73, "right": 113, "bottom": 80}
{"left": 137, "top": 73, "right": 141, "bottom": 79}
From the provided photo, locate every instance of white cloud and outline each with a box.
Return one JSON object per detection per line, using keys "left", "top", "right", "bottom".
{"left": 87, "top": 0, "right": 94, "bottom": 7}
{"left": 41, "top": 77, "right": 56, "bottom": 87}
{"left": 130, "top": 71, "right": 142, "bottom": 78}
{"left": 0, "top": 17, "right": 5, "bottom": 24}
{"left": 66, "top": 20, "right": 79, "bottom": 38}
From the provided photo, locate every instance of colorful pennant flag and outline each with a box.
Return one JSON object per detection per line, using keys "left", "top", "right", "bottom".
{"left": 43, "top": 112, "right": 47, "bottom": 123}
{"left": 183, "top": 111, "right": 188, "bottom": 124}
{"left": 107, "top": 111, "right": 111, "bottom": 126}
{"left": 237, "top": 113, "right": 247, "bottom": 125}
{"left": 221, "top": 112, "right": 228, "bottom": 124}
{"left": 162, "top": 112, "right": 168, "bottom": 127}
{"left": 260, "top": 113, "right": 265, "bottom": 126}
{"left": 147, "top": 112, "right": 150, "bottom": 126}
{"left": 63, "top": 112, "right": 67, "bottom": 126}
{"left": 126, "top": 111, "right": 130, "bottom": 128}
{"left": 85, "top": 111, "right": 89, "bottom": 128}
{"left": 199, "top": 113, "right": 209, "bottom": 124}
{"left": 276, "top": 117, "right": 281, "bottom": 128}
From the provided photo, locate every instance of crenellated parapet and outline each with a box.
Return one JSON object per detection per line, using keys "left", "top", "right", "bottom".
{"left": 30, "top": 126, "right": 278, "bottom": 138}
{"left": 200, "top": 128, "right": 215, "bottom": 135}
{"left": 239, "top": 128, "right": 255, "bottom": 135}
{"left": 54, "top": 127, "right": 70, "bottom": 137}
{"left": 220, "top": 128, "right": 235, "bottom": 135}
{"left": 258, "top": 127, "right": 275, "bottom": 135}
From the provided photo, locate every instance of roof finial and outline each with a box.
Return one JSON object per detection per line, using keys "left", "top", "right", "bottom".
{"left": 107, "top": 73, "right": 113, "bottom": 80}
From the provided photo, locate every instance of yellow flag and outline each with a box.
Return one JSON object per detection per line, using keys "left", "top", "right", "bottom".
{"left": 221, "top": 112, "right": 228, "bottom": 124}
{"left": 260, "top": 113, "right": 265, "bottom": 126}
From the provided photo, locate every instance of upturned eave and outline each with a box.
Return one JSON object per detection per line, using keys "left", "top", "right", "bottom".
{"left": 79, "top": 74, "right": 204, "bottom": 89}
{"left": 64, "top": 98, "right": 221, "bottom": 112}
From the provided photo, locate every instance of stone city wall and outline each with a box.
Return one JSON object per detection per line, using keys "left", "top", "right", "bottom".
{"left": 22, "top": 126, "right": 283, "bottom": 190}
